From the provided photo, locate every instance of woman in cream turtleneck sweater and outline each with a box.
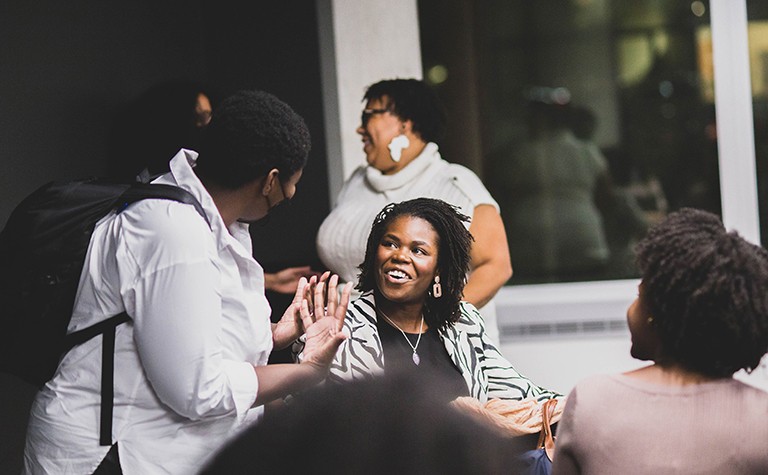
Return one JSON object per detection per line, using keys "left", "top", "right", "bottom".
{"left": 316, "top": 78, "right": 512, "bottom": 345}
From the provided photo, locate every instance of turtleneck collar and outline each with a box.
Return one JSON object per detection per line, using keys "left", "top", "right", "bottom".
{"left": 364, "top": 142, "right": 440, "bottom": 192}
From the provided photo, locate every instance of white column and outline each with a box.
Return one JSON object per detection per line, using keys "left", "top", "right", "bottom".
{"left": 710, "top": 0, "right": 761, "bottom": 243}
{"left": 316, "top": 0, "right": 423, "bottom": 204}
{"left": 701, "top": 0, "right": 768, "bottom": 391}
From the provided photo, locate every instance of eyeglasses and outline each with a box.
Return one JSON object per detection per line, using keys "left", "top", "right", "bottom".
{"left": 361, "top": 107, "right": 390, "bottom": 126}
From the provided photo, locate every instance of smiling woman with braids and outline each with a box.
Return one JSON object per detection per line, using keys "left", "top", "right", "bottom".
{"left": 553, "top": 208, "right": 768, "bottom": 475}
{"left": 320, "top": 198, "right": 559, "bottom": 406}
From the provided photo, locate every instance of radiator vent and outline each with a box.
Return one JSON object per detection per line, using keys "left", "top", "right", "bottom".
{"left": 501, "top": 319, "right": 628, "bottom": 340}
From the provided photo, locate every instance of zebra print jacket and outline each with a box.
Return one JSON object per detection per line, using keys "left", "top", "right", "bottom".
{"left": 328, "top": 292, "right": 560, "bottom": 402}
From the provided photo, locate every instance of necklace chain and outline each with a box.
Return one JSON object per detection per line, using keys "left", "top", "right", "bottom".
{"left": 378, "top": 309, "right": 424, "bottom": 365}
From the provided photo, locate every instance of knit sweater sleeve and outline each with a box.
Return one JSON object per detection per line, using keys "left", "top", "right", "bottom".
{"left": 551, "top": 385, "right": 582, "bottom": 475}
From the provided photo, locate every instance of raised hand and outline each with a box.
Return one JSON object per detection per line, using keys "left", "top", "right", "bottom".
{"left": 294, "top": 270, "right": 328, "bottom": 325}
{"left": 255, "top": 275, "right": 351, "bottom": 406}
{"left": 311, "top": 273, "right": 337, "bottom": 324}
{"left": 301, "top": 279, "right": 352, "bottom": 372}
{"left": 272, "top": 275, "right": 315, "bottom": 350}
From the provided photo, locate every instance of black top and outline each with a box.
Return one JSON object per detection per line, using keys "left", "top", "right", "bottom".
{"left": 377, "top": 317, "right": 469, "bottom": 402}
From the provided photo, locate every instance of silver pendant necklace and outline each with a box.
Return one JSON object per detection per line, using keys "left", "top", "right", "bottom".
{"left": 378, "top": 309, "right": 424, "bottom": 365}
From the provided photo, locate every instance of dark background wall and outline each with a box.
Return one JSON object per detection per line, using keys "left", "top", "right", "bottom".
{"left": 0, "top": 1, "right": 327, "bottom": 472}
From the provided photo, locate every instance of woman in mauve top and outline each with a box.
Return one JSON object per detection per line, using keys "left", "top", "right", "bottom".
{"left": 552, "top": 208, "right": 768, "bottom": 475}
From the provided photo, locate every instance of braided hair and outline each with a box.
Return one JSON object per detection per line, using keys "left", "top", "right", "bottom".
{"left": 635, "top": 208, "right": 768, "bottom": 378}
{"left": 356, "top": 198, "right": 474, "bottom": 331}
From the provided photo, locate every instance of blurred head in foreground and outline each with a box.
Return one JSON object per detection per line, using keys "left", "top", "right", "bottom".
{"left": 201, "top": 373, "right": 512, "bottom": 475}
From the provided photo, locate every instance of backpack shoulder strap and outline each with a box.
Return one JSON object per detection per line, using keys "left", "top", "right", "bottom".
{"left": 63, "top": 312, "right": 131, "bottom": 350}
{"left": 117, "top": 182, "right": 211, "bottom": 228}
{"left": 67, "top": 182, "right": 209, "bottom": 446}
{"left": 61, "top": 312, "right": 131, "bottom": 446}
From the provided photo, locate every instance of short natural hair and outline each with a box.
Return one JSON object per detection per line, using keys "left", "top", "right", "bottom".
{"left": 635, "top": 208, "right": 768, "bottom": 378}
{"left": 356, "top": 198, "right": 473, "bottom": 331}
{"left": 364, "top": 78, "right": 447, "bottom": 144}
{"left": 194, "top": 90, "right": 310, "bottom": 189}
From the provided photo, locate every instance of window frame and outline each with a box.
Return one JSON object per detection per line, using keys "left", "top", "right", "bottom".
{"left": 318, "top": 0, "right": 761, "bottom": 330}
{"left": 493, "top": 0, "right": 760, "bottom": 329}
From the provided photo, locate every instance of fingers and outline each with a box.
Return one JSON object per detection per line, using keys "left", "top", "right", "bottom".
{"left": 313, "top": 271, "right": 330, "bottom": 309}
{"left": 291, "top": 276, "right": 308, "bottom": 306}
{"left": 314, "top": 281, "right": 325, "bottom": 320}
{"left": 336, "top": 282, "right": 352, "bottom": 331}
{"left": 303, "top": 274, "right": 317, "bottom": 310}
{"left": 300, "top": 299, "right": 314, "bottom": 330}
{"left": 326, "top": 274, "right": 339, "bottom": 317}
{"left": 306, "top": 273, "right": 347, "bottom": 327}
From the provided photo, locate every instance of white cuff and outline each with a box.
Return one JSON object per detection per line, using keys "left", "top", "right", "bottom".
{"left": 223, "top": 360, "right": 259, "bottom": 422}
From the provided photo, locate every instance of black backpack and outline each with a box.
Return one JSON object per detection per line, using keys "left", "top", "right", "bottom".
{"left": 0, "top": 177, "right": 209, "bottom": 445}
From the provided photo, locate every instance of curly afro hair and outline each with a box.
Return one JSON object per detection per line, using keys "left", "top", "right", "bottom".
{"left": 356, "top": 198, "right": 473, "bottom": 332}
{"left": 194, "top": 90, "right": 310, "bottom": 189}
{"left": 363, "top": 79, "right": 447, "bottom": 145}
{"left": 635, "top": 208, "right": 768, "bottom": 378}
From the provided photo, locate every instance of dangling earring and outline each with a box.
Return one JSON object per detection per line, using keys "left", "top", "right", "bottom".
{"left": 388, "top": 134, "right": 410, "bottom": 162}
{"left": 432, "top": 275, "right": 442, "bottom": 298}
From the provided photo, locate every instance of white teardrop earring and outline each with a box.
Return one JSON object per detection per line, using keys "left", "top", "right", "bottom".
{"left": 388, "top": 134, "right": 410, "bottom": 162}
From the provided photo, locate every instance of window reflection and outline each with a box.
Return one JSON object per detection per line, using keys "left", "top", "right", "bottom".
{"left": 419, "top": 0, "right": 722, "bottom": 284}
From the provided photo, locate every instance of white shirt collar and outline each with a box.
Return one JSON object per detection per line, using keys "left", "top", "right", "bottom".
{"left": 165, "top": 148, "right": 252, "bottom": 253}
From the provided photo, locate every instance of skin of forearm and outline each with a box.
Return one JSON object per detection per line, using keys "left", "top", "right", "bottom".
{"left": 463, "top": 261, "right": 512, "bottom": 309}
{"left": 251, "top": 362, "right": 325, "bottom": 407}
{"left": 465, "top": 205, "right": 513, "bottom": 309}
{"left": 263, "top": 272, "right": 277, "bottom": 290}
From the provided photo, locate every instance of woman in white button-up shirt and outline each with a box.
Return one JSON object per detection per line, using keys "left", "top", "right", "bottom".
{"left": 24, "top": 91, "right": 349, "bottom": 475}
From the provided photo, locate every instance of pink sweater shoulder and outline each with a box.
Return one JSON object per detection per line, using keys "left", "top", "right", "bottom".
{"left": 552, "top": 374, "right": 768, "bottom": 475}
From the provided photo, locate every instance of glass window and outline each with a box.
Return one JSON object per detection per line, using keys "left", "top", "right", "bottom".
{"left": 747, "top": 0, "right": 768, "bottom": 248}
{"left": 419, "top": 0, "right": 721, "bottom": 284}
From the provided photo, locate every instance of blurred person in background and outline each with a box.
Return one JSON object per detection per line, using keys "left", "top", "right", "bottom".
{"left": 110, "top": 80, "right": 215, "bottom": 180}
{"left": 494, "top": 98, "right": 611, "bottom": 283}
